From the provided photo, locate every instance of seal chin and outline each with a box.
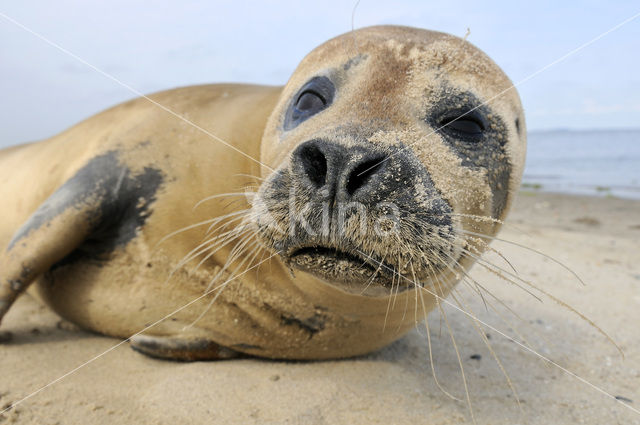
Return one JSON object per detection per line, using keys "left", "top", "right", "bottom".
{"left": 284, "top": 245, "right": 406, "bottom": 294}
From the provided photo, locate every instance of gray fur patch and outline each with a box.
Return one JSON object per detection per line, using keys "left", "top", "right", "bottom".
{"left": 8, "top": 150, "right": 164, "bottom": 262}
{"left": 425, "top": 87, "right": 512, "bottom": 218}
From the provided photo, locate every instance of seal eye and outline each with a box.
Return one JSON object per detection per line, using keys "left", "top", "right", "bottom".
{"left": 284, "top": 76, "right": 335, "bottom": 130}
{"left": 294, "top": 91, "right": 326, "bottom": 115}
{"left": 438, "top": 111, "right": 486, "bottom": 139}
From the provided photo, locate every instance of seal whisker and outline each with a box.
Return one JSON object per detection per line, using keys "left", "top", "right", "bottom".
{"left": 382, "top": 258, "right": 399, "bottom": 332}
{"left": 410, "top": 263, "right": 420, "bottom": 326}
{"left": 232, "top": 173, "right": 266, "bottom": 182}
{"left": 156, "top": 207, "right": 252, "bottom": 257}
{"left": 477, "top": 255, "right": 623, "bottom": 355}
{"left": 418, "top": 222, "right": 519, "bottom": 276}
{"left": 458, "top": 229, "right": 585, "bottom": 286}
{"left": 186, "top": 239, "right": 264, "bottom": 329}
{"left": 428, "top": 283, "right": 477, "bottom": 424}
{"left": 167, "top": 212, "right": 256, "bottom": 285}
{"left": 432, "top": 229, "right": 623, "bottom": 356}
{"left": 153, "top": 216, "right": 226, "bottom": 249}
{"left": 192, "top": 192, "right": 256, "bottom": 211}
{"left": 204, "top": 208, "right": 253, "bottom": 235}
{"left": 191, "top": 235, "right": 263, "bottom": 311}
{"left": 421, "top": 253, "right": 517, "bottom": 419}
{"left": 390, "top": 250, "right": 403, "bottom": 311}
{"left": 435, "top": 244, "right": 535, "bottom": 337}
{"left": 476, "top": 243, "right": 520, "bottom": 276}
{"left": 202, "top": 215, "right": 253, "bottom": 244}
{"left": 414, "top": 230, "right": 545, "bottom": 303}
{"left": 199, "top": 231, "right": 260, "bottom": 293}
{"left": 164, "top": 214, "right": 252, "bottom": 274}
{"left": 192, "top": 229, "right": 255, "bottom": 274}
{"left": 398, "top": 260, "right": 413, "bottom": 330}
{"left": 462, "top": 249, "right": 542, "bottom": 301}
{"left": 169, "top": 225, "right": 252, "bottom": 278}
{"left": 457, "top": 275, "right": 558, "bottom": 356}
{"left": 417, "top": 275, "right": 462, "bottom": 402}
{"left": 430, "top": 245, "right": 491, "bottom": 311}
{"left": 158, "top": 229, "right": 248, "bottom": 289}
{"left": 359, "top": 250, "right": 387, "bottom": 295}
{"left": 449, "top": 287, "right": 524, "bottom": 418}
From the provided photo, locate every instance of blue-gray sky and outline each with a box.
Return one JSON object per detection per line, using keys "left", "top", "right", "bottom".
{"left": 1, "top": 1, "right": 639, "bottom": 147}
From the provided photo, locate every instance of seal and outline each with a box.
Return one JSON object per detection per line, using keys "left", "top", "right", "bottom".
{"left": 0, "top": 25, "right": 526, "bottom": 361}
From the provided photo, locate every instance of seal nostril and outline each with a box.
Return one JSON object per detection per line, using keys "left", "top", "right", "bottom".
{"left": 299, "top": 144, "right": 327, "bottom": 188}
{"left": 346, "top": 157, "right": 386, "bottom": 196}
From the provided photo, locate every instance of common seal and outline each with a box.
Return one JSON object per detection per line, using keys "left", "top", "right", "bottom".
{"left": 0, "top": 25, "right": 526, "bottom": 360}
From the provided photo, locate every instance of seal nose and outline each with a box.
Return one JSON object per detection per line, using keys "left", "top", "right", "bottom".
{"left": 296, "top": 141, "right": 328, "bottom": 189}
{"left": 345, "top": 156, "right": 386, "bottom": 196}
{"left": 292, "top": 139, "right": 387, "bottom": 200}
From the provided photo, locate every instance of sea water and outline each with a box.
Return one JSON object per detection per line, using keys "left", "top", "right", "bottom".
{"left": 522, "top": 129, "right": 640, "bottom": 199}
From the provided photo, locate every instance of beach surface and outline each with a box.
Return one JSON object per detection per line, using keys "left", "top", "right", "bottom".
{"left": 1, "top": 191, "right": 639, "bottom": 424}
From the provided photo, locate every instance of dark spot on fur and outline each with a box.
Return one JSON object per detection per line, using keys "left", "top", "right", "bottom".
{"left": 342, "top": 53, "right": 368, "bottom": 71}
{"left": 9, "top": 151, "right": 164, "bottom": 265}
{"left": 280, "top": 313, "right": 326, "bottom": 337}
{"left": 8, "top": 279, "right": 21, "bottom": 291}
{"left": 231, "top": 343, "right": 263, "bottom": 351}
{"left": 425, "top": 87, "right": 512, "bottom": 218}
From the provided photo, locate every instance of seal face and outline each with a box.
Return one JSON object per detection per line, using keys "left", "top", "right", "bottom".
{"left": 252, "top": 26, "right": 526, "bottom": 296}
{"left": 0, "top": 25, "right": 526, "bottom": 360}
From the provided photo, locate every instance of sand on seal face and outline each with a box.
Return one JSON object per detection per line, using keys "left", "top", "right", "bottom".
{"left": 1, "top": 192, "right": 639, "bottom": 424}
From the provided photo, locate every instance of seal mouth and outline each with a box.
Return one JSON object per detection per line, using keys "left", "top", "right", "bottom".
{"left": 290, "top": 246, "right": 378, "bottom": 272}
{"left": 286, "top": 245, "right": 404, "bottom": 292}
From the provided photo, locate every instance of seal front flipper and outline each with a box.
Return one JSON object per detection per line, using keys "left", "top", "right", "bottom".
{"left": 0, "top": 151, "right": 163, "bottom": 328}
{"left": 0, "top": 185, "right": 96, "bottom": 326}
{"left": 130, "top": 334, "right": 241, "bottom": 361}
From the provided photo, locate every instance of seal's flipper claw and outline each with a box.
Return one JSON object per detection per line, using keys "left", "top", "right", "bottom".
{"left": 130, "top": 334, "right": 241, "bottom": 361}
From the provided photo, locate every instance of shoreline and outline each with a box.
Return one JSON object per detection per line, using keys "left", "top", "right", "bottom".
{"left": 519, "top": 184, "right": 640, "bottom": 201}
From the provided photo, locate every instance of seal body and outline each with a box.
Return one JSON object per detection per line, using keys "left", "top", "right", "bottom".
{"left": 0, "top": 26, "right": 526, "bottom": 360}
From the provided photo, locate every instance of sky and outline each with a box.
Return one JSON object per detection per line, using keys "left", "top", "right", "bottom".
{"left": 1, "top": 1, "right": 639, "bottom": 147}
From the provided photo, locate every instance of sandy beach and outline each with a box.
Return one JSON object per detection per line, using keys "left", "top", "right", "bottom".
{"left": 1, "top": 191, "right": 639, "bottom": 424}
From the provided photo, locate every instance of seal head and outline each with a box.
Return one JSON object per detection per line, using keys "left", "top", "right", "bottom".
{"left": 252, "top": 25, "right": 526, "bottom": 295}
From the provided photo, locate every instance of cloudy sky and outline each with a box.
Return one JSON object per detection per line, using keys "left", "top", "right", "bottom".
{"left": 1, "top": 1, "right": 639, "bottom": 147}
